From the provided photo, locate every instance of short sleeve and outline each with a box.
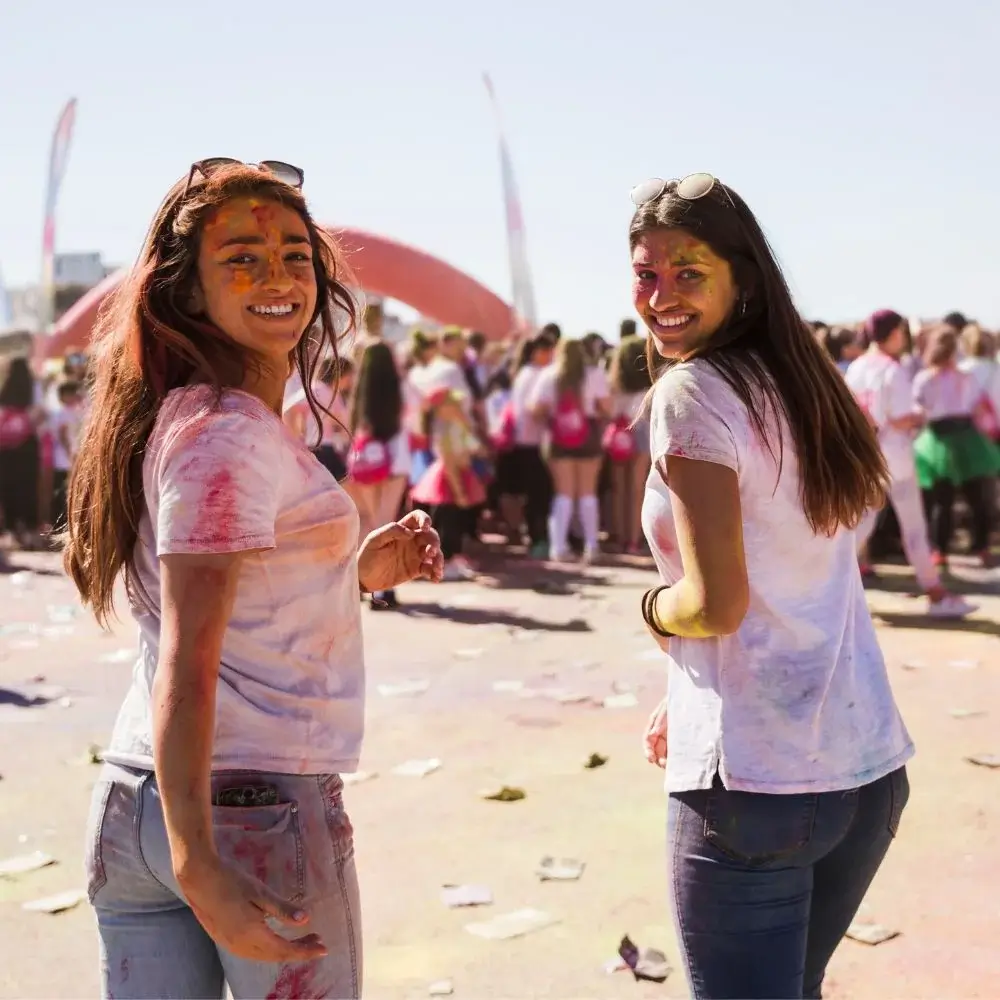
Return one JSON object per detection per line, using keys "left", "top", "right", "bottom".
{"left": 586, "top": 366, "right": 610, "bottom": 408}
{"left": 156, "top": 409, "right": 281, "bottom": 556}
{"left": 649, "top": 363, "right": 740, "bottom": 473}
{"left": 528, "top": 369, "right": 557, "bottom": 410}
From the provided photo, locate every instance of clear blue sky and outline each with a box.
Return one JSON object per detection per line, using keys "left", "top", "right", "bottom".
{"left": 1, "top": 0, "right": 998, "bottom": 335}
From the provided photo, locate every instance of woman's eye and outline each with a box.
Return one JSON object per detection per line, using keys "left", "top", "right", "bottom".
{"left": 678, "top": 268, "right": 703, "bottom": 282}
{"left": 286, "top": 252, "right": 311, "bottom": 264}
{"left": 226, "top": 254, "right": 255, "bottom": 265}
{"left": 634, "top": 270, "right": 656, "bottom": 282}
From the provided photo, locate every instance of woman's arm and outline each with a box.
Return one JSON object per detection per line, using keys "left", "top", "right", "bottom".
{"left": 652, "top": 456, "right": 749, "bottom": 637}
{"left": 438, "top": 426, "right": 469, "bottom": 507}
{"left": 153, "top": 551, "right": 243, "bottom": 882}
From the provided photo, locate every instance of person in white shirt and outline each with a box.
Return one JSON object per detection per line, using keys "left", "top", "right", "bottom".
{"left": 958, "top": 324, "right": 1000, "bottom": 440}
{"left": 506, "top": 333, "right": 555, "bottom": 559}
{"left": 630, "top": 172, "right": 911, "bottom": 999}
{"left": 848, "top": 310, "right": 975, "bottom": 618}
{"left": 529, "top": 337, "right": 610, "bottom": 561}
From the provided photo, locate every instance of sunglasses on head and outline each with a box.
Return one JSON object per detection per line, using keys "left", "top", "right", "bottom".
{"left": 183, "top": 158, "right": 305, "bottom": 196}
{"left": 629, "top": 172, "right": 718, "bottom": 209}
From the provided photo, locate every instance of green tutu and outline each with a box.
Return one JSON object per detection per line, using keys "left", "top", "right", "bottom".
{"left": 913, "top": 424, "right": 1000, "bottom": 489}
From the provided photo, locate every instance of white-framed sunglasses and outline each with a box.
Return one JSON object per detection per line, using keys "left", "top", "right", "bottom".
{"left": 629, "top": 172, "right": 717, "bottom": 208}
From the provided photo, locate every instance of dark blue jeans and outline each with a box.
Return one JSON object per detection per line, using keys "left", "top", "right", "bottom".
{"left": 668, "top": 767, "right": 909, "bottom": 999}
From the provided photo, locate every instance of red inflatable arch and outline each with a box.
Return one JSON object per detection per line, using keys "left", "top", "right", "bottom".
{"left": 39, "top": 227, "right": 514, "bottom": 359}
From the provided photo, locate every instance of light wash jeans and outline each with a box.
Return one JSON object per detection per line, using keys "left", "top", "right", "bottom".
{"left": 85, "top": 762, "right": 361, "bottom": 999}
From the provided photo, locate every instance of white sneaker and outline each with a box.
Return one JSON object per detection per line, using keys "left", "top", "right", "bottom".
{"left": 927, "top": 594, "right": 978, "bottom": 619}
{"left": 442, "top": 556, "right": 477, "bottom": 582}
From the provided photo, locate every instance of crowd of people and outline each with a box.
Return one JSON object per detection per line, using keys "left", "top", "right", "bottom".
{"left": 2, "top": 301, "right": 998, "bottom": 606}
{"left": 0, "top": 157, "right": 998, "bottom": 999}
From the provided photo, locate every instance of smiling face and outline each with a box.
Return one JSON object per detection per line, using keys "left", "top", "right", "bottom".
{"left": 194, "top": 197, "right": 318, "bottom": 365}
{"left": 631, "top": 229, "right": 739, "bottom": 359}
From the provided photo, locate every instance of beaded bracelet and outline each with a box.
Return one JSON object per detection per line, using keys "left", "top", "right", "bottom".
{"left": 641, "top": 585, "right": 675, "bottom": 638}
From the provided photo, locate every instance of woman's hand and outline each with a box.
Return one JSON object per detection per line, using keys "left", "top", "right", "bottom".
{"left": 643, "top": 697, "right": 668, "bottom": 768}
{"left": 358, "top": 509, "right": 444, "bottom": 592}
{"left": 178, "top": 854, "right": 326, "bottom": 963}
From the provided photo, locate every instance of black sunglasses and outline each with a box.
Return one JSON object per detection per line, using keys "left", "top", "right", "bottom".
{"left": 183, "top": 158, "right": 305, "bottom": 196}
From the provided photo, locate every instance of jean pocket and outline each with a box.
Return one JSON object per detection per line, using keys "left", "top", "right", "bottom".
{"left": 704, "top": 787, "right": 818, "bottom": 865}
{"left": 321, "top": 775, "right": 355, "bottom": 864}
{"left": 84, "top": 780, "right": 115, "bottom": 903}
{"left": 887, "top": 767, "right": 910, "bottom": 838}
{"left": 213, "top": 801, "right": 305, "bottom": 904}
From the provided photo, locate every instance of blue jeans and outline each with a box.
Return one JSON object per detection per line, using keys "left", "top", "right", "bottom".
{"left": 85, "top": 763, "right": 361, "bottom": 999}
{"left": 668, "top": 767, "right": 909, "bottom": 999}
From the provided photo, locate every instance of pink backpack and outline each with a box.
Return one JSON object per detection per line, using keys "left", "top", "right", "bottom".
{"left": 0, "top": 407, "right": 34, "bottom": 451}
{"left": 550, "top": 390, "right": 588, "bottom": 449}
{"left": 603, "top": 417, "right": 635, "bottom": 462}
{"left": 491, "top": 400, "right": 516, "bottom": 452}
{"left": 347, "top": 433, "right": 391, "bottom": 485}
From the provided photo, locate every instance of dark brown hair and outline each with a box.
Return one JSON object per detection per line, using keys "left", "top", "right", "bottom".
{"left": 350, "top": 340, "right": 403, "bottom": 442}
{"left": 630, "top": 178, "right": 887, "bottom": 535}
{"left": 64, "top": 163, "right": 357, "bottom": 625}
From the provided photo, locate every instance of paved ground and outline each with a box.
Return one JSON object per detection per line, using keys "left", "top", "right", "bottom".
{"left": 0, "top": 547, "right": 998, "bottom": 999}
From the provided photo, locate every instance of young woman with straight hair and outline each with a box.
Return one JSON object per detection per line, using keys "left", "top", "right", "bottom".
{"left": 63, "top": 159, "right": 442, "bottom": 1000}
{"left": 530, "top": 336, "right": 610, "bottom": 562}
{"left": 343, "top": 339, "right": 411, "bottom": 607}
{"left": 630, "top": 172, "right": 912, "bottom": 999}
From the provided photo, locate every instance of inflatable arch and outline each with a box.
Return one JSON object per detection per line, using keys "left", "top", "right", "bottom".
{"left": 39, "top": 227, "right": 514, "bottom": 359}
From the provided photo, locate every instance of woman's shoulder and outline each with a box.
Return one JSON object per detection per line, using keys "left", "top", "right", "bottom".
{"left": 154, "top": 385, "right": 282, "bottom": 457}
{"left": 653, "top": 359, "right": 742, "bottom": 413}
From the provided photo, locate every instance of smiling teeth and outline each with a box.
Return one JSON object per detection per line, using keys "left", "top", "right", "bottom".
{"left": 250, "top": 304, "right": 295, "bottom": 316}
{"left": 654, "top": 314, "right": 693, "bottom": 328}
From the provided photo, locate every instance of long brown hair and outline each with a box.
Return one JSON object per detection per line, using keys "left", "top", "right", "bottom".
{"left": 631, "top": 179, "right": 887, "bottom": 535}
{"left": 554, "top": 337, "right": 587, "bottom": 396}
{"left": 64, "top": 163, "right": 357, "bottom": 625}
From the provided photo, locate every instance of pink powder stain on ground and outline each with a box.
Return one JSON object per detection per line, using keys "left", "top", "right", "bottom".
{"left": 266, "top": 964, "right": 324, "bottom": 1000}
{"left": 192, "top": 468, "right": 241, "bottom": 544}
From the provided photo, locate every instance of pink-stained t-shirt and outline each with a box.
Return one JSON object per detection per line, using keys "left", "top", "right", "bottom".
{"left": 641, "top": 360, "right": 913, "bottom": 795}
{"left": 103, "top": 384, "right": 364, "bottom": 775}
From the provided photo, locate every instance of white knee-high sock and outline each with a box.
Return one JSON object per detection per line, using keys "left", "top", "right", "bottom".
{"left": 578, "top": 494, "right": 600, "bottom": 551}
{"left": 548, "top": 494, "right": 573, "bottom": 557}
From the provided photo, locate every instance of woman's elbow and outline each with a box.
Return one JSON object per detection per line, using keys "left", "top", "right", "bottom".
{"left": 703, "top": 584, "right": 749, "bottom": 636}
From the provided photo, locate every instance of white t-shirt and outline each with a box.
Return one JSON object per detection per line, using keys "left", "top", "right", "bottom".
{"left": 529, "top": 365, "right": 610, "bottom": 418}
{"left": 641, "top": 360, "right": 913, "bottom": 795}
{"left": 48, "top": 402, "right": 84, "bottom": 472}
{"left": 104, "top": 385, "right": 365, "bottom": 775}
{"left": 510, "top": 365, "right": 549, "bottom": 446}
{"left": 913, "top": 367, "right": 978, "bottom": 420}
{"left": 845, "top": 350, "right": 918, "bottom": 481}
{"left": 409, "top": 356, "right": 472, "bottom": 409}
{"left": 959, "top": 357, "right": 1000, "bottom": 418}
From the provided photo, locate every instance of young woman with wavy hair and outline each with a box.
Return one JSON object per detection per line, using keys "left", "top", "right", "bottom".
{"left": 630, "top": 173, "right": 912, "bottom": 999}
{"left": 64, "top": 159, "right": 442, "bottom": 1000}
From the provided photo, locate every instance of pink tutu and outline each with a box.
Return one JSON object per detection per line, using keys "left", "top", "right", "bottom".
{"left": 411, "top": 459, "right": 486, "bottom": 508}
